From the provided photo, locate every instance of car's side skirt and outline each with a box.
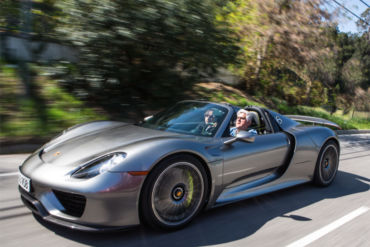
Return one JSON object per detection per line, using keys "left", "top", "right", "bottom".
{"left": 225, "top": 167, "right": 278, "bottom": 189}
{"left": 213, "top": 179, "right": 307, "bottom": 207}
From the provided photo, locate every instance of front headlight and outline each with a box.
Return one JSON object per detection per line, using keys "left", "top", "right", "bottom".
{"left": 71, "top": 153, "right": 127, "bottom": 179}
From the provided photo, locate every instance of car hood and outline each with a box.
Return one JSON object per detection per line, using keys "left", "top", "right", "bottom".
{"left": 41, "top": 121, "right": 181, "bottom": 167}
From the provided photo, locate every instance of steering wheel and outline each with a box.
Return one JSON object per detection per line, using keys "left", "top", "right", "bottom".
{"left": 203, "top": 122, "right": 217, "bottom": 134}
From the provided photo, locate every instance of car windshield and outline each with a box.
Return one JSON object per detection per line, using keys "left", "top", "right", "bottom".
{"left": 141, "top": 102, "right": 229, "bottom": 137}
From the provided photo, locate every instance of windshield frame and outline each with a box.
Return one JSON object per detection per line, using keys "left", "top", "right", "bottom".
{"left": 142, "top": 101, "right": 235, "bottom": 138}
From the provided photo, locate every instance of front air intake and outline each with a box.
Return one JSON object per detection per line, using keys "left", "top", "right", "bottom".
{"left": 53, "top": 190, "right": 86, "bottom": 218}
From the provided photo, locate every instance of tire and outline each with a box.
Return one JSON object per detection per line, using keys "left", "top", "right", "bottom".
{"left": 313, "top": 140, "right": 339, "bottom": 187}
{"left": 140, "top": 155, "right": 208, "bottom": 231}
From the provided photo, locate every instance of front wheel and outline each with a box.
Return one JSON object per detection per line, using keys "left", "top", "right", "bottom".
{"left": 140, "top": 155, "right": 208, "bottom": 230}
{"left": 313, "top": 141, "right": 339, "bottom": 187}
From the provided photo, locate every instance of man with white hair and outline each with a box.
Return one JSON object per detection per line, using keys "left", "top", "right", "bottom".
{"left": 230, "top": 109, "right": 257, "bottom": 137}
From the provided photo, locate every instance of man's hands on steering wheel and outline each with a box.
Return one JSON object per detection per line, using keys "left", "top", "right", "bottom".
{"left": 203, "top": 122, "right": 218, "bottom": 135}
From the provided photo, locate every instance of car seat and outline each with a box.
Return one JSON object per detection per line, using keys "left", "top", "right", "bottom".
{"left": 244, "top": 106, "right": 267, "bottom": 134}
{"left": 248, "top": 111, "right": 260, "bottom": 134}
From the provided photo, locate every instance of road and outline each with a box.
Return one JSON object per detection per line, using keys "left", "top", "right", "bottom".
{"left": 1, "top": 134, "right": 369, "bottom": 247}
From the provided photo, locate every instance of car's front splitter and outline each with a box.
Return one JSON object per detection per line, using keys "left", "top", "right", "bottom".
{"left": 19, "top": 186, "right": 139, "bottom": 232}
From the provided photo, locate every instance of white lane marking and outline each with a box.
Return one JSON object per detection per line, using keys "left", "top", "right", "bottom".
{"left": 0, "top": 172, "right": 18, "bottom": 177}
{"left": 286, "top": 206, "right": 369, "bottom": 247}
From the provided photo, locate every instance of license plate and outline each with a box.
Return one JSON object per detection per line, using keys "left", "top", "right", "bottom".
{"left": 18, "top": 168, "right": 31, "bottom": 192}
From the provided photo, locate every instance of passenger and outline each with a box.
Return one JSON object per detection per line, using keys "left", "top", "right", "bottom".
{"left": 230, "top": 109, "right": 257, "bottom": 137}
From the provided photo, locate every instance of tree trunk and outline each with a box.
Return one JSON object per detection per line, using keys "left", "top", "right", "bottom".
{"left": 18, "top": 60, "right": 31, "bottom": 98}
{"left": 288, "top": 65, "right": 313, "bottom": 106}
{"left": 352, "top": 102, "right": 355, "bottom": 118}
{"left": 305, "top": 82, "right": 312, "bottom": 105}
{"left": 250, "top": 37, "right": 269, "bottom": 94}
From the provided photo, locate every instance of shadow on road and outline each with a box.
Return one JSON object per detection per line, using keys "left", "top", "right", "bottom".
{"left": 34, "top": 170, "right": 370, "bottom": 247}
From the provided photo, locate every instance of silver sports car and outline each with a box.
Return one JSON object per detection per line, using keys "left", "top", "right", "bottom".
{"left": 18, "top": 100, "right": 341, "bottom": 231}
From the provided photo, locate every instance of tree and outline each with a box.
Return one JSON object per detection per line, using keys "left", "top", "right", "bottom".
{"left": 1, "top": 0, "right": 62, "bottom": 127}
{"left": 356, "top": 7, "right": 370, "bottom": 41}
{"left": 351, "top": 34, "right": 370, "bottom": 89}
{"left": 341, "top": 59, "right": 365, "bottom": 117}
{"left": 54, "top": 0, "right": 239, "bottom": 119}
{"left": 222, "top": 0, "right": 340, "bottom": 93}
{"left": 0, "top": 0, "right": 60, "bottom": 36}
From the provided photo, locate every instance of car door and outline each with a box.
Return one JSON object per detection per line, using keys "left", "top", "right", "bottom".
{"left": 221, "top": 132, "right": 290, "bottom": 188}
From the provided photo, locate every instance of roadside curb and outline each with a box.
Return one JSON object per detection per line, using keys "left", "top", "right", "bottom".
{"left": 0, "top": 137, "right": 48, "bottom": 155}
{"left": 0, "top": 144, "right": 43, "bottom": 155}
{"left": 335, "top": 130, "right": 370, "bottom": 135}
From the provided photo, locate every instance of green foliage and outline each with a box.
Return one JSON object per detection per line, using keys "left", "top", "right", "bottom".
{"left": 219, "top": 0, "right": 368, "bottom": 110}
{"left": 336, "top": 33, "right": 370, "bottom": 93}
{"left": 54, "top": 0, "right": 239, "bottom": 118}
{"left": 0, "top": 66, "right": 105, "bottom": 138}
{"left": 2, "top": 0, "right": 368, "bottom": 138}
{"left": 356, "top": 7, "right": 370, "bottom": 34}
{"left": 0, "top": 0, "right": 61, "bottom": 36}
{"left": 222, "top": 0, "right": 338, "bottom": 96}
{"left": 196, "top": 85, "right": 369, "bottom": 130}
{"left": 272, "top": 101, "right": 369, "bottom": 130}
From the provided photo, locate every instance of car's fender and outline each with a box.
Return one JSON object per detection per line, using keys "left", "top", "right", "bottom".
{"left": 293, "top": 126, "right": 340, "bottom": 154}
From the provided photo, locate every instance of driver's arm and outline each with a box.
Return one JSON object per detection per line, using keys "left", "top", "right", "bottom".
{"left": 191, "top": 124, "right": 204, "bottom": 134}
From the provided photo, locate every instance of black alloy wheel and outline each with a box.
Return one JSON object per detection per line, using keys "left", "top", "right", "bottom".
{"left": 140, "top": 155, "right": 208, "bottom": 230}
{"left": 313, "top": 140, "right": 339, "bottom": 187}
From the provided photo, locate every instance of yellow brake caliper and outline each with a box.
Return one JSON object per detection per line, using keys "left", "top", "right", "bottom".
{"left": 186, "top": 171, "right": 193, "bottom": 207}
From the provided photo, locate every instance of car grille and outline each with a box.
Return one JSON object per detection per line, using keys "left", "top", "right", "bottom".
{"left": 53, "top": 190, "right": 86, "bottom": 218}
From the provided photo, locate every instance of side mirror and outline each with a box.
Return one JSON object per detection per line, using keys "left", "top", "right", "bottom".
{"left": 224, "top": 131, "right": 255, "bottom": 145}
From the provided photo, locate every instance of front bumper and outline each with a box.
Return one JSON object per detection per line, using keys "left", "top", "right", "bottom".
{"left": 19, "top": 186, "right": 138, "bottom": 232}
{"left": 19, "top": 152, "right": 147, "bottom": 231}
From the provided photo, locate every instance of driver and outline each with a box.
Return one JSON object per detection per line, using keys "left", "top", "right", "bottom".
{"left": 230, "top": 109, "right": 257, "bottom": 136}
{"left": 192, "top": 109, "right": 218, "bottom": 135}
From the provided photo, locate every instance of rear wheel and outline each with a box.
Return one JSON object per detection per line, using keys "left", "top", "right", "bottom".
{"left": 140, "top": 155, "right": 208, "bottom": 230}
{"left": 313, "top": 141, "right": 339, "bottom": 187}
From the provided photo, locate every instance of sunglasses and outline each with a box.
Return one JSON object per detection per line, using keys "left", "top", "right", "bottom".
{"left": 204, "top": 114, "right": 215, "bottom": 118}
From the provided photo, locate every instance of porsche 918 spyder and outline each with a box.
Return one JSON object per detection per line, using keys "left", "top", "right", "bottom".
{"left": 18, "top": 100, "right": 340, "bottom": 231}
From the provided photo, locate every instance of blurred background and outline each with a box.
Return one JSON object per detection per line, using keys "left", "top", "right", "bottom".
{"left": 1, "top": 0, "right": 369, "bottom": 153}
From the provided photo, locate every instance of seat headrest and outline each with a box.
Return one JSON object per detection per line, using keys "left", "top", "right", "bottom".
{"left": 249, "top": 112, "right": 259, "bottom": 125}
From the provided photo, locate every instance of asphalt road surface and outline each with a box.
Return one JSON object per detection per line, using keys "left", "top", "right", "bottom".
{"left": 1, "top": 134, "right": 369, "bottom": 247}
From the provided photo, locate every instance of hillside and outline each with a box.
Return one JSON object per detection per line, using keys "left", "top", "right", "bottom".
{"left": 194, "top": 83, "right": 370, "bottom": 130}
